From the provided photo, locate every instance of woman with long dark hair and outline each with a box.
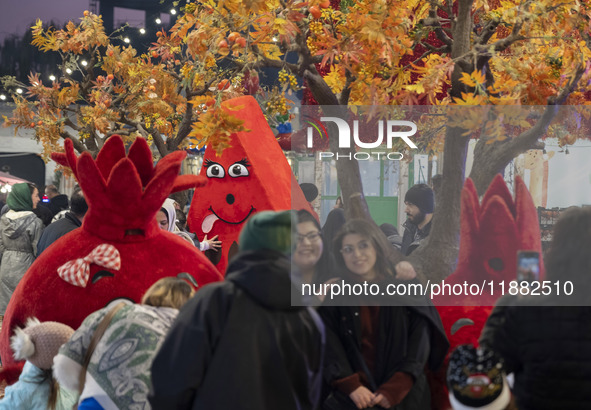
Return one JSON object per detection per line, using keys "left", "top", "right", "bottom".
{"left": 293, "top": 210, "right": 334, "bottom": 287}
{"left": 320, "top": 219, "right": 448, "bottom": 410}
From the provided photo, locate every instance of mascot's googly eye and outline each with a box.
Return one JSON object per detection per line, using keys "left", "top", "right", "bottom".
{"left": 229, "top": 163, "right": 249, "bottom": 178}
{"left": 204, "top": 161, "right": 225, "bottom": 179}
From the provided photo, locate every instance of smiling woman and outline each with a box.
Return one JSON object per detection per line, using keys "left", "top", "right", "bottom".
{"left": 319, "top": 219, "right": 449, "bottom": 410}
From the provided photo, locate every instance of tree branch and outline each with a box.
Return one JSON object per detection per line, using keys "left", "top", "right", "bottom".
{"left": 171, "top": 101, "right": 194, "bottom": 150}
{"left": 423, "top": 7, "right": 453, "bottom": 46}
{"left": 60, "top": 131, "right": 88, "bottom": 154}
{"left": 338, "top": 70, "right": 355, "bottom": 105}
{"left": 303, "top": 67, "right": 339, "bottom": 106}
{"left": 150, "top": 129, "right": 168, "bottom": 157}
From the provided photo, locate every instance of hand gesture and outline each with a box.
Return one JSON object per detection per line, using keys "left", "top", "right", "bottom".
{"left": 395, "top": 261, "right": 416, "bottom": 280}
{"left": 349, "top": 386, "right": 375, "bottom": 409}
{"left": 370, "top": 393, "right": 392, "bottom": 409}
{"left": 203, "top": 234, "right": 222, "bottom": 251}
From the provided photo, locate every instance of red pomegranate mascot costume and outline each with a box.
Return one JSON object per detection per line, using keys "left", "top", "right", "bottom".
{"left": 0, "top": 136, "right": 222, "bottom": 366}
{"left": 432, "top": 174, "right": 544, "bottom": 409}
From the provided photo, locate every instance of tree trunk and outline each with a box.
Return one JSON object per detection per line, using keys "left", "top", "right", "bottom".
{"left": 469, "top": 106, "right": 558, "bottom": 194}
{"left": 409, "top": 127, "right": 469, "bottom": 283}
{"left": 409, "top": 0, "right": 474, "bottom": 283}
{"left": 304, "top": 70, "right": 371, "bottom": 221}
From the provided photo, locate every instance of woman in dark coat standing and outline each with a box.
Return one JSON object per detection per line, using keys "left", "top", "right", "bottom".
{"left": 319, "top": 219, "right": 448, "bottom": 410}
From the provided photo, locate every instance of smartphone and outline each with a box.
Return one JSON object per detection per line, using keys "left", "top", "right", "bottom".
{"left": 516, "top": 250, "right": 540, "bottom": 283}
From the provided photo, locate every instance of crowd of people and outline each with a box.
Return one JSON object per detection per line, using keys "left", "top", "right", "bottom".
{"left": 0, "top": 180, "right": 589, "bottom": 410}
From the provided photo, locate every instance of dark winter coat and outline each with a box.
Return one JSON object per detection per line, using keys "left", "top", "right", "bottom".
{"left": 149, "top": 249, "right": 325, "bottom": 410}
{"left": 480, "top": 295, "right": 591, "bottom": 410}
{"left": 47, "top": 194, "right": 69, "bottom": 216}
{"left": 37, "top": 212, "right": 82, "bottom": 255}
{"left": 319, "top": 288, "right": 449, "bottom": 409}
{"left": 401, "top": 220, "right": 431, "bottom": 256}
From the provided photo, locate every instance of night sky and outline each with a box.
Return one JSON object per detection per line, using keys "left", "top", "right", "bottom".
{"left": 0, "top": 0, "right": 88, "bottom": 41}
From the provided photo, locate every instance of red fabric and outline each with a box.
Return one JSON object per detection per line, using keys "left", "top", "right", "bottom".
{"left": 57, "top": 243, "right": 121, "bottom": 287}
{"left": 188, "top": 96, "right": 312, "bottom": 274}
{"left": 0, "top": 363, "right": 25, "bottom": 385}
{"left": 333, "top": 373, "right": 363, "bottom": 396}
{"left": 377, "top": 372, "right": 414, "bottom": 407}
{"left": 431, "top": 175, "right": 544, "bottom": 410}
{"left": 360, "top": 305, "right": 380, "bottom": 377}
{"left": 0, "top": 136, "right": 222, "bottom": 366}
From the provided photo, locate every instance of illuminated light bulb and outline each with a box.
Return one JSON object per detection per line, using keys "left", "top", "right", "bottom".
{"left": 139, "top": 28, "right": 146, "bottom": 34}
{"left": 81, "top": 60, "right": 88, "bottom": 66}
{"left": 16, "top": 88, "right": 23, "bottom": 94}
{"left": 66, "top": 68, "right": 72, "bottom": 74}
{"left": 155, "top": 18, "right": 162, "bottom": 24}
{"left": 0, "top": 95, "right": 6, "bottom": 100}
{"left": 49, "top": 75, "right": 56, "bottom": 81}
{"left": 124, "top": 37, "right": 130, "bottom": 43}
{"left": 170, "top": 9, "right": 177, "bottom": 15}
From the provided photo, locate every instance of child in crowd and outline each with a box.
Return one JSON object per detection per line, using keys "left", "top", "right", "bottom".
{"left": 1, "top": 319, "right": 77, "bottom": 409}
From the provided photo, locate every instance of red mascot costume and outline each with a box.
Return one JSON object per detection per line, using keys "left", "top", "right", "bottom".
{"left": 432, "top": 174, "right": 544, "bottom": 409}
{"left": 188, "top": 95, "right": 311, "bottom": 274}
{"left": 0, "top": 136, "right": 222, "bottom": 368}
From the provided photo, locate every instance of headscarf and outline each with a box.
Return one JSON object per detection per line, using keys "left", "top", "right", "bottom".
{"left": 160, "top": 198, "right": 178, "bottom": 233}
{"left": 7, "top": 183, "right": 33, "bottom": 212}
{"left": 160, "top": 198, "right": 195, "bottom": 246}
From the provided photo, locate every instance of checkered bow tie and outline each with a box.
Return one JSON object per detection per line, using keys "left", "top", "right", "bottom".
{"left": 57, "top": 244, "right": 121, "bottom": 288}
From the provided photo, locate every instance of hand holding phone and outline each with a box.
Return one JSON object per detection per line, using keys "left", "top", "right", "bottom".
{"left": 517, "top": 250, "right": 540, "bottom": 283}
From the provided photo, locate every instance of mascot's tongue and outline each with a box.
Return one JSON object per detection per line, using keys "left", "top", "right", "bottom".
{"left": 202, "top": 213, "right": 219, "bottom": 233}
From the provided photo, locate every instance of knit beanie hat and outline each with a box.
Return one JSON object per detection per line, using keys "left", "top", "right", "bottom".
{"left": 7, "top": 183, "right": 34, "bottom": 212}
{"left": 239, "top": 210, "right": 295, "bottom": 254}
{"left": 404, "top": 184, "right": 434, "bottom": 214}
{"left": 10, "top": 318, "right": 75, "bottom": 370}
{"left": 447, "top": 344, "right": 510, "bottom": 410}
{"left": 299, "top": 183, "right": 319, "bottom": 202}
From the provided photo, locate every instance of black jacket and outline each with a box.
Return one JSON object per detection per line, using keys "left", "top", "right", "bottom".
{"left": 480, "top": 296, "right": 591, "bottom": 410}
{"left": 149, "top": 249, "right": 325, "bottom": 410}
{"left": 401, "top": 220, "right": 431, "bottom": 256}
{"left": 47, "top": 194, "right": 69, "bottom": 216}
{"left": 319, "top": 303, "right": 448, "bottom": 381}
{"left": 318, "top": 287, "right": 448, "bottom": 409}
{"left": 36, "top": 212, "right": 82, "bottom": 255}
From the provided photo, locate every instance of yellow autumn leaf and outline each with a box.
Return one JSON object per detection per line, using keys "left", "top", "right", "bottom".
{"left": 324, "top": 68, "right": 345, "bottom": 94}
{"left": 405, "top": 83, "right": 425, "bottom": 94}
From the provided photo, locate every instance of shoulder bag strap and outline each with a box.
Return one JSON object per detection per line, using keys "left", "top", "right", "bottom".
{"left": 78, "top": 302, "right": 126, "bottom": 396}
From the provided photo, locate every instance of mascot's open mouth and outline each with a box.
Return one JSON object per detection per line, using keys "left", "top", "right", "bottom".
{"left": 202, "top": 206, "right": 255, "bottom": 233}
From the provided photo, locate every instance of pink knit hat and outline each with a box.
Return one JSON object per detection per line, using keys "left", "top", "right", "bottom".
{"left": 10, "top": 318, "right": 75, "bottom": 370}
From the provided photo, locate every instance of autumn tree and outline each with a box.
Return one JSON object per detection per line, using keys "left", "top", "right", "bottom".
{"left": 4, "top": 0, "right": 591, "bottom": 281}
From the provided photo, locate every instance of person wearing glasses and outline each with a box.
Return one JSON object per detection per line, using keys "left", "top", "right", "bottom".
{"left": 319, "top": 219, "right": 448, "bottom": 410}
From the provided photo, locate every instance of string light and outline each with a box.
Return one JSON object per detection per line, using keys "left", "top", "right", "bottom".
{"left": 272, "top": 37, "right": 278, "bottom": 42}
{"left": 81, "top": 60, "right": 88, "bottom": 67}
{"left": 124, "top": 37, "right": 130, "bottom": 43}
{"left": 49, "top": 75, "right": 56, "bottom": 81}
{"left": 66, "top": 68, "right": 72, "bottom": 74}
{"left": 155, "top": 18, "right": 162, "bottom": 24}
{"left": 16, "top": 88, "right": 23, "bottom": 94}
{"left": 139, "top": 28, "right": 146, "bottom": 34}
{"left": 170, "top": 9, "right": 177, "bottom": 15}
{"left": 0, "top": 95, "right": 6, "bottom": 100}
